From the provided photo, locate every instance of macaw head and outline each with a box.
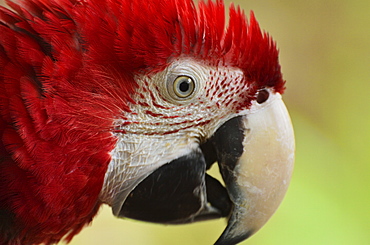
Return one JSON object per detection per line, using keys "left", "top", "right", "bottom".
{"left": 0, "top": 0, "right": 294, "bottom": 244}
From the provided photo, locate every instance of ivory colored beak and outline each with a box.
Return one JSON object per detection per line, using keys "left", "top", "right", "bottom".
{"left": 215, "top": 94, "right": 295, "bottom": 245}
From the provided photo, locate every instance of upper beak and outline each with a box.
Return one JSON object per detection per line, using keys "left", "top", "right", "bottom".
{"left": 213, "top": 93, "right": 295, "bottom": 244}
{"left": 118, "top": 93, "right": 294, "bottom": 245}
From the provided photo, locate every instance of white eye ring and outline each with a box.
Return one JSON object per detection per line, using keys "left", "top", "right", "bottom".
{"left": 172, "top": 76, "right": 196, "bottom": 99}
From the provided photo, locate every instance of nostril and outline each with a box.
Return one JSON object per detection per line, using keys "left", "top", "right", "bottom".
{"left": 256, "top": 89, "right": 269, "bottom": 104}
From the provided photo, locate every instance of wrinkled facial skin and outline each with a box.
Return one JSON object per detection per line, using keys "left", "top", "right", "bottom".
{"left": 100, "top": 59, "right": 248, "bottom": 210}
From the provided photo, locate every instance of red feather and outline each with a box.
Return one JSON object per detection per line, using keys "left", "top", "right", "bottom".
{"left": 0, "top": 0, "right": 285, "bottom": 244}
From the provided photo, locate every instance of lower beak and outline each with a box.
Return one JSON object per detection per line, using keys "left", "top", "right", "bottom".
{"left": 213, "top": 94, "right": 295, "bottom": 244}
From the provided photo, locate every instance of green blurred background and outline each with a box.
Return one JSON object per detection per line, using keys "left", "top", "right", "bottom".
{"left": 2, "top": 0, "right": 369, "bottom": 244}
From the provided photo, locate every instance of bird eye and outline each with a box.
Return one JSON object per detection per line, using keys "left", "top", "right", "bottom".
{"left": 172, "top": 76, "right": 195, "bottom": 99}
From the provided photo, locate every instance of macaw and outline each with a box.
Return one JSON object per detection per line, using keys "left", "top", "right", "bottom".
{"left": 0, "top": 0, "right": 295, "bottom": 244}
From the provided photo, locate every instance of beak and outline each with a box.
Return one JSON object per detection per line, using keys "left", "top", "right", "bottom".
{"left": 213, "top": 94, "right": 295, "bottom": 244}
{"left": 118, "top": 93, "right": 294, "bottom": 244}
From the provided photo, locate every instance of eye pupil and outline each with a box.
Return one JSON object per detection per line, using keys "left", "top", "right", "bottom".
{"left": 179, "top": 80, "right": 190, "bottom": 92}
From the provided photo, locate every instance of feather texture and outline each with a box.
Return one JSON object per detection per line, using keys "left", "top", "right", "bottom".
{"left": 0, "top": 0, "right": 285, "bottom": 244}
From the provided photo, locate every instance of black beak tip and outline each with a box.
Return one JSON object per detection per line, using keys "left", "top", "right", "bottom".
{"left": 214, "top": 230, "right": 254, "bottom": 245}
